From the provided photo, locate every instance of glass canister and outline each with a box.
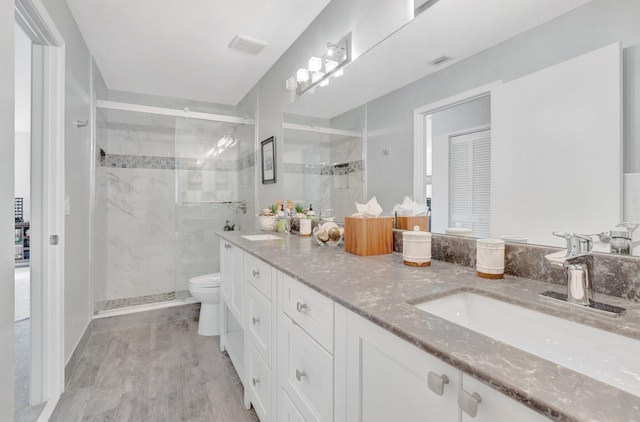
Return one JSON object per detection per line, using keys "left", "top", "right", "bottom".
{"left": 403, "top": 226, "right": 432, "bottom": 267}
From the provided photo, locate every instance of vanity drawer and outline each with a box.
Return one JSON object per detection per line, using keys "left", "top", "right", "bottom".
{"left": 245, "top": 253, "right": 273, "bottom": 300}
{"left": 247, "top": 342, "right": 272, "bottom": 422}
{"left": 280, "top": 315, "right": 333, "bottom": 422}
{"left": 246, "top": 283, "right": 272, "bottom": 364}
{"left": 282, "top": 274, "right": 334, "bottom": 352}
{"left": 281, "top": 389, "right": 306, "bottom": 422}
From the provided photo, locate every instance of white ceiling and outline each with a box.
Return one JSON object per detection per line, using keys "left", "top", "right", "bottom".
{"left": 66, "top": 0, "right": 332, "bottom": 105}
{"left": 288, "top": 0, "right": 593, "bottom": 119}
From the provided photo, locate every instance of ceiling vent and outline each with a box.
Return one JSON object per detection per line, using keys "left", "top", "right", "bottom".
{"left": 228, "top": 34, "right": 267, "bottom": 55}
{"left": 428, "top": 55, "right": 452, "bottom": 66}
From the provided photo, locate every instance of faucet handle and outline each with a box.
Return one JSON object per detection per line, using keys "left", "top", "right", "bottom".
{"left": 552, "top": 231, "right": 592, "bottom": 255}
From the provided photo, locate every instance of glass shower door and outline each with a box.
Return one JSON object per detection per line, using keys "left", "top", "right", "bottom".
{"left": 174, "top": 118, "right": 246, "bottom": 294}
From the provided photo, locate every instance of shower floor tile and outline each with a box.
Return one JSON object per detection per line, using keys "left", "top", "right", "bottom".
{"left": 94, "top": 290, "right": 192, "bottom": 314}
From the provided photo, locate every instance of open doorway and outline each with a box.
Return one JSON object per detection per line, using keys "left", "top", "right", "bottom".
{"left": 13, "top": 0, "right": 67, "bottom": 419}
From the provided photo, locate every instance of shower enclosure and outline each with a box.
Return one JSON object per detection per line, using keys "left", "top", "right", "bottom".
{"left": 92, "top": 96, "right": 255, "bottom": 314}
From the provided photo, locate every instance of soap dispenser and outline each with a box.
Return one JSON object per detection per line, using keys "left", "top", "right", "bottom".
{"left": 610, "top": 222, "right": 639, "bottom": 255}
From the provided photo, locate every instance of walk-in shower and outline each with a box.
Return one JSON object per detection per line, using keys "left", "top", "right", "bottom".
{"left": 92, "top": 95, "right": 255, "bottom": 315}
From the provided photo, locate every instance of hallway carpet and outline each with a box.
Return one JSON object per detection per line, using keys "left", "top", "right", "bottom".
{"left": 50, "top": 318, "right": 259, "bottom": 421}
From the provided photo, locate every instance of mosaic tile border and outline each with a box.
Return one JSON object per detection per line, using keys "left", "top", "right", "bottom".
{"left": 101, "top": 152, "right": 255, "bottom": 171}
{"left": 283, "top": 159, "right": 363, "bottom": 176}
{"left": 94, "top": 290, "right": 192, "bottom": 314}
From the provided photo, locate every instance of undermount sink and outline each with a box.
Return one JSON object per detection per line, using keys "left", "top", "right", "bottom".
{"left": 414, "top": 292, "right": 640, "bottom": 397}
{"left": 241, "top": 234, "right": 281, "bottom": 241}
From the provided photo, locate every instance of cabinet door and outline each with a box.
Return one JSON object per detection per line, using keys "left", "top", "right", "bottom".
{"left": 247, "top": 342, "right": 272, "bottom": 422}
{"left": 281, "top": 390, "right": 306, "bottom": 422}
{"left": 345, "top": 311, "right": 459, "bottom": 422}
{"left": 246, "top": 283, "right": 272, "bottom": 366}
{"left": 279, "top": 315, "right": 333, "bottom": 422}
{"left": 220, "top": 239, "right": 233, "bottom": 303}
{"left": 220, "top": 240, "right": 244, "bottom": 325}
{"left": 460, "top": 374, "right": 549, "bottom": 422}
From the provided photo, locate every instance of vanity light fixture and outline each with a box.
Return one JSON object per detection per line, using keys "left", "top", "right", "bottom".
{"left": 286, "top": 32, "right": 351, "bottom": 95}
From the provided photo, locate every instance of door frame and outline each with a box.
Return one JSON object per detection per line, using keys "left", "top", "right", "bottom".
{"left": 412, "top": 82, "right": 500, "bottom": 204}
{"left": 15, "top": 0, "right": 65, "bottom": 415}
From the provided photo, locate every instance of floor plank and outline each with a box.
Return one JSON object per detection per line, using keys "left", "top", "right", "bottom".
{"left": 51, "top": 318, "right": 259, "bottom": 422}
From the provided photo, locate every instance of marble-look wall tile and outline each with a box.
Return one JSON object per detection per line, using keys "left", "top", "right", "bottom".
{"left": 431, "top": 233, "right": 477, "bottom": 267}
{"left": 106, "top": 168, "right": 176, "bottom": 299}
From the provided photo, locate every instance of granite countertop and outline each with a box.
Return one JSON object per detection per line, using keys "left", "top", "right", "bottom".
{"left": 217, "top": 231, "right": 640, "bottom": 422}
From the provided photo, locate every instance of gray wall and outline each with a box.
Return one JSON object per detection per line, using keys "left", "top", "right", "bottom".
{"left": 366, "top": 0, "right": 640, "bottom": 212}
{"left": 42, "top": 0, "right": 93, "bottom": 363}
{"left": 0, "top": 0, "right": 15, "bottom": 417}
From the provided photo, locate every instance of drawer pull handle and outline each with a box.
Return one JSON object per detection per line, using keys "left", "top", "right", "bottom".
{"left": 252, "top": 377, "right": 260, "bottom": 386}
{"left": 252, "top": 316, "right": 260, "bottom": 325}
{"left": 252, "top": 269, "right": 260, "bottom": 278}
{"left": 296, "top": 302, "right": 308, "bottom": 313}
{"left": 224, "top": 243, "right": 231, "bottom": 249}
{"left": 295, "top": 369, "right": 307, "bottom": 381}
{"left": 427, "top": 371, "right": 449, "bottom": 396}
{"left": 458, "top": 389, "right": 482, "bottom": 418}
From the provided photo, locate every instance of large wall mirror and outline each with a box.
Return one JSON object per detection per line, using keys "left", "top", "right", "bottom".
{"left": 282, "top": 0, "right": 640, "bottom": 256}
{"left": 282, "top": 106, "right": 365, "bottom": 222}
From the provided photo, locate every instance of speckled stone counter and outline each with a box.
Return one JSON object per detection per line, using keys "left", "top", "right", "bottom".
{"left": 217, "top": 231, "right": 640, "bottom": 422}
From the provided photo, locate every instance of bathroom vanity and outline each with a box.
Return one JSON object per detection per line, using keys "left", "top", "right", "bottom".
{"left": 217, "top": 231, "right": 640, "bottom": 422}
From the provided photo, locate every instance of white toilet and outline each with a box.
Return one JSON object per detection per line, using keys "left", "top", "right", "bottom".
{"left": 188, "top": 272, "right": 221, "bottom": 336}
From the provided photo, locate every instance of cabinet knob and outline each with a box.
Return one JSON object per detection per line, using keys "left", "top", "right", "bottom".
{"left": 224, "top": 243, "right": 231, "bottom": 249}
{"left": 252, "top": 269, "right": 260, "bottom": 278}
{"left": 252, "top": 316, "right": 260, "bottom": 325}
{"left": 296, "top": 302, "right": 308, "bottom": 313}
{"left": 458, "top": 389, "right": 482, "bottom": 418}
{"left": 295, "top": 369, "right": 307, "bottom": 381}
{"left": 252, "top": 377, "right": 260, "bottom": 386}
{"left": 427, "top": 371, "right": 449, "bottom": 396}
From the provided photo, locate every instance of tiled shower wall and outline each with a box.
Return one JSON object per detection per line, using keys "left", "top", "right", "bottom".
{"left": 93, "top": 103, "right": 255, "bottom": 305}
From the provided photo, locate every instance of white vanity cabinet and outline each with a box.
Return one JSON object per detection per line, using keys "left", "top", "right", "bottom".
{"left": 344, "top": 309, "right": 459, "bottom": 422}
{"left": 220, "top": 239, "right": 245, "bottom": 383}
{"left": 278, "top": 273, "right": 335, "bottom": 422}
{"left": 244, "top": 253, "right": 276, "bottom": 422}
{"left": 342, "top": 310, "right": 549, "bottom": 422}
{"left": 218, "top": 239, "right": 551, "bottom": 422}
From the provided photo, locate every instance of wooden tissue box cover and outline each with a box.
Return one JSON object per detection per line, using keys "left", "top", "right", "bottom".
{"left": 344, "top": 216, "right": 394, "bottom": 256}
{"left": 397, "top": 216, "right": 429, "bottom": 232}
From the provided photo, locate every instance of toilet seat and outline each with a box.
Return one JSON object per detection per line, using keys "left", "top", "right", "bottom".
{"left": 188, "top": 273, "right": 220, "bottom": 288}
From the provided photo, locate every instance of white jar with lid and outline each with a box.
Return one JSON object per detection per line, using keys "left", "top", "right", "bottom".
{"left": 476, "top": 239, "right": 505, "bottom": 279}
{"left": 403, "top": 226, "right": 432, "bottom": 267}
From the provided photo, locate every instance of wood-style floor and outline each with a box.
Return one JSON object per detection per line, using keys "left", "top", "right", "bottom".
{"left": 50, "top": 318, "right": 259, "bottom": 422}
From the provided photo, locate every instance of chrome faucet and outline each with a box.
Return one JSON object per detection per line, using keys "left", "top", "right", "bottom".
{"left": 546, "top": 232, "right": 593, "bottom": 305}
{"left": 542, "top": 231, "right": 626, "bottom": 316}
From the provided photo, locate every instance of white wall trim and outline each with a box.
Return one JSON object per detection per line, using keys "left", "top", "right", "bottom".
{"left": 15, "top": 0, "right": 66, "bottom": 411}
{"left": 282, "top": 122, "right": 362, "bottom": 138}
{"left": 96, "top": 100, "right": 254, "bottom": 125}
{"left": 412, "top": 82, "right": 501, "bottom": 203}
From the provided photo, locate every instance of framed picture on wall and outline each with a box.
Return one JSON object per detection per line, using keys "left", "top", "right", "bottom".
{"left": 261, "top": 136, "right": 276, "bottom": 184}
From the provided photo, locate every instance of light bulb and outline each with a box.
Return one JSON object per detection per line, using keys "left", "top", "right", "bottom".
{"left": 311, "top": 71, "right": 325, "bottom": 83}
{"left": 296, "top": 68, "right": 309, "bottom": 83}
{"left": 308, "top": 56, "right": 322, "bottom": 72}
{"left": 325, "top": 60, "right": 338, "bottom": 73}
